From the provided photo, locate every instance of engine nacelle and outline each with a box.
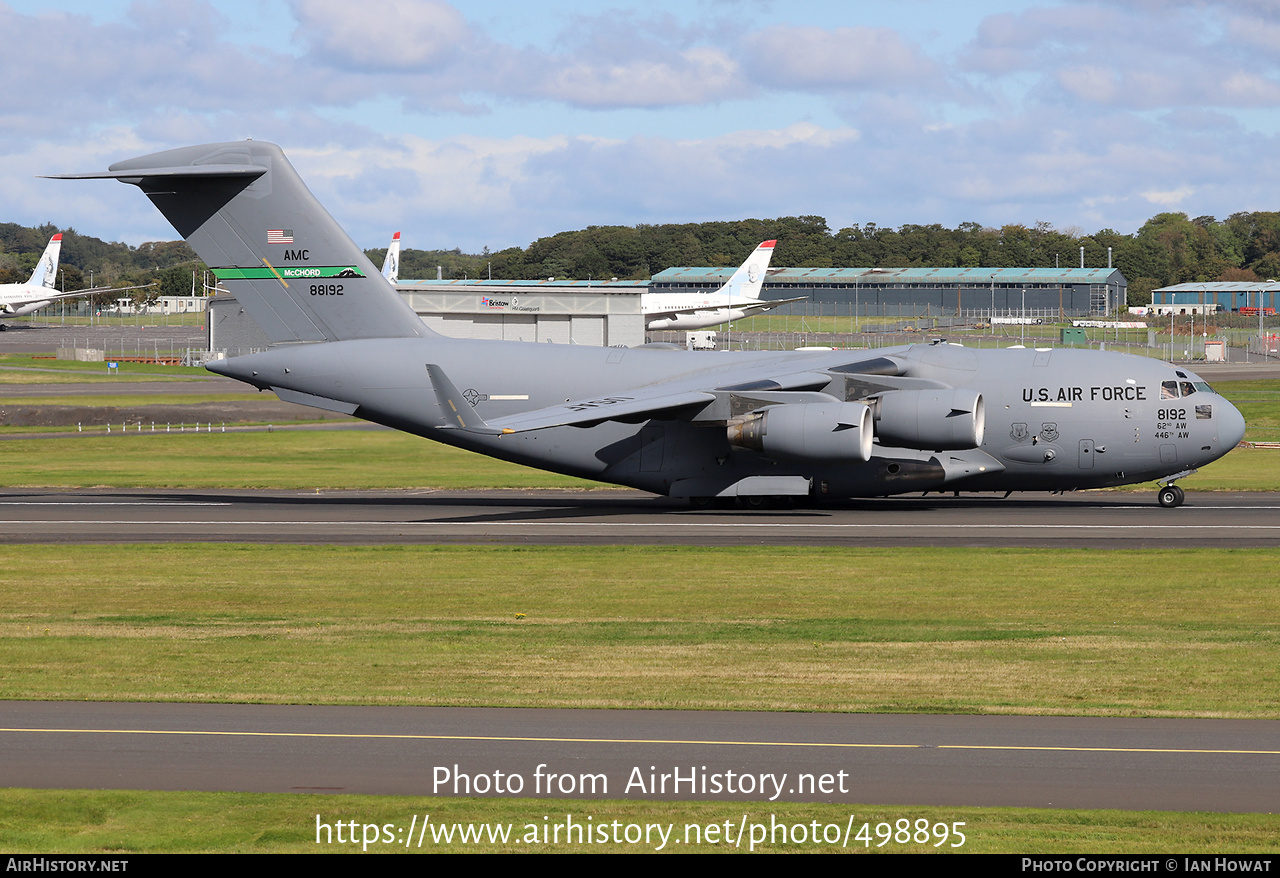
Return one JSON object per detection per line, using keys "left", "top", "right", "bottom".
{"left": 874, "top": 388, "right": 984, "bottom": 450}
{"left": 727, "top": 401, "right": 873, "bottom": 463}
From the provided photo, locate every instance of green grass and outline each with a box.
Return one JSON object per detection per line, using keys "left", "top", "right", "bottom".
{"left": 0, "top": 354, "right": 204, "bottom": 382}
{"left": 0, "top": 393, "right": 269, "bottom": 407}
{"left": 0, "top": 431, "right": 599, "bottom": 488}
{"left": 1218, "top": 380, "right": 1280, "bottom": 443}
{"left": 2, "top": 790, "right": 1276, "bottom": 853}
{"left": 2, "top": 545, "right": 1277, "bottom": 716}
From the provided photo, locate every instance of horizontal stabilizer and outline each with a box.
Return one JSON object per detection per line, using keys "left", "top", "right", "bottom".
{"left": 50, "top": 165, "right": 267, "bottom": 182}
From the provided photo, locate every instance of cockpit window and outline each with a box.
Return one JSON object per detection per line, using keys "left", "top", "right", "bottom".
{"left": 1162, "top": 381, "right": 1179, "bottom": 399}
{"left": 1180, "top": 381, "right": 1196, "bottom": 397}
{"left": 1193, "top": 381, "right": 1214, "bottom": 394}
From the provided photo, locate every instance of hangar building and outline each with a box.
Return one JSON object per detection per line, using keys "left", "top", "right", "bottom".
{"left": 208, "top": 277, "right": 646, "bottom": 354}
{"left": 650, "top": 266, "right": 1128, "bottom": 317}
{"left": 1151, "top": 281, "right": 1280, "bottom": 314}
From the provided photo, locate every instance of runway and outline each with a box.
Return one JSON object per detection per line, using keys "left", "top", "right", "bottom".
{"left": 3, "top": 702, "right": 1277, "bottom": 812}
{"left": 1, "top": 487, "right": 1279, "bottom": 547}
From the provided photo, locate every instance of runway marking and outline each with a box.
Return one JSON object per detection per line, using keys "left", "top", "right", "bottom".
{"left": 0, "top": 502, "right": 232, "bottom": 507}
{"left": 2, "top": 727, "right": 1277, "bottom": 756}
{"left": 2, "top": 520, "right": 1280, "bottom": 531}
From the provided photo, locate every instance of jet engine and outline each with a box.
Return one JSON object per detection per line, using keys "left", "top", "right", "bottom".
{"left": 726, "top": 401, "right": 874, "bottom": 463}
{"left": 873, "top": 388, "right": 984, "bottom": 450}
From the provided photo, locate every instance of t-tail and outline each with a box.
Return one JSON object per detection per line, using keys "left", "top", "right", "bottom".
{"left": 381, "top": 231, "right": 401, "bottom": 283}
{"left": 717, "top": 240, "right": 775, "bottom": 301}
{"left": 28, "top": 234, "right": 62, "bottom": 289}
{"left": 51, "top": 142, "right": 426, "bottom": 344}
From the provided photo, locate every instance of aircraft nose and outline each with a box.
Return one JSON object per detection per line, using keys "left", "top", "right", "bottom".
{"left": 1220, "top": 399, "right": 1247, "bottom": 449}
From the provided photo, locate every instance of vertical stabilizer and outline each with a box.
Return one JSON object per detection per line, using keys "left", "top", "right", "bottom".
{"left": 382, "top": 231, "right": 401, "bottom": 283}
{"left": 28, "top": 234, "right": 62, "bottom": 289}
{"left": 718, "top": 240, "right": 775, "bottom": 301}
{"left": 52, "top": 142, "right": 427, "bottom": 343}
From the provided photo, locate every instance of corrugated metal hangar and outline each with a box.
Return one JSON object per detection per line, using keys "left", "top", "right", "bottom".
{"left": 209, "top": 278, "right": 647, "bottom": 354}
{"left": 651, "top": 266, "right": 1128, "bottom": 317}
{"left": 1151, "top": 282, "right": 1280, "bottom": 314}
{"left": 396, "top": 278, "right": 646, "bottom": 346}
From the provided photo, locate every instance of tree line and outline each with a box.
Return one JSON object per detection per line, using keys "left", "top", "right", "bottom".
{"left": 0, "top": 222, "right": 202, "bottom": 308}
{"left": 378, "top": 212, "right": 1280, "bottom": 307}
{"left": 8, "top": 211, "right": 1280, "bottom": 308}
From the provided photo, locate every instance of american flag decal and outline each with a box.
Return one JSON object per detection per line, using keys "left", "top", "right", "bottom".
{"left": 267, "top": 229, "right": 294, "bottom": 244}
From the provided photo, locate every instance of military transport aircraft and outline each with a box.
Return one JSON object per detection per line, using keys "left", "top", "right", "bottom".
{"left": 0, "top": 233, "right": 158, "bottom": 330}
{"left": 642, "top": 240, "right": 807, "bottom": 331}
{"left": 54, "top": 142, "right": 1246, "bottom": 507}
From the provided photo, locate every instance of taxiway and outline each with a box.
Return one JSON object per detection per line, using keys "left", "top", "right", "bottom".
{"left": 3, "top": 702, "right": 1276, "bottom": 812}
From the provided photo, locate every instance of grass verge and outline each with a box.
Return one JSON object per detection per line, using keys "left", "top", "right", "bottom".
{"left": 2, "top": 545, "right": 1277, "bottom": 717}
{"left": 3, "top": 790, "right": 1276, "bottom": 853}
{"left": 0, "top": 355, "right": 204, "bottom": 381}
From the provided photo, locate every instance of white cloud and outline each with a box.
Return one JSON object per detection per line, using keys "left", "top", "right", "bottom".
{"left": 289, "top": 0, "right": 473, "bottom": 72}
{"left": 531, "top": 46, "right": 747, "bottom": 108}
{"left": 7, "top": 0, "right": 1280, "bottom": 254}
{"left": 748, "top": 25, "right": 938, "bottom": 90}
{"left": 1140, "top": 186, "right": 1196, "bottom": 206}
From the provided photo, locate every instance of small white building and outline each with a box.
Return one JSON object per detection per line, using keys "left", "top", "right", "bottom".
{"left": 114, "top": 296, "right": 208, "bottom": 315}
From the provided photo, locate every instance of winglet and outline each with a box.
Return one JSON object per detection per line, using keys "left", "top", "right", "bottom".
{"left": 426, "top": 364, "right": 503, "bottom": 434}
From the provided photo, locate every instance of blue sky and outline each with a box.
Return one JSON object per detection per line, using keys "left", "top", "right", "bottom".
{"left": 4, "top": 0, "right": 1280, "bottom": 254}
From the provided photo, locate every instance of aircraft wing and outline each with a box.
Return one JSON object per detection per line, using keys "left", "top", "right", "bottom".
{"left": 50, "top": 282, "right": 158, "bottom": 302}
{"left": 484, "top": 388, "right": 718, "bottom": 434}
{"left": 739, "top": 295, "right": 807, "bottom": 316}
{"left": 429, "top": 355, "right": 902, "bottom": 435}
{"left": 1, "top": 282, "right": 158, "bottom": 312}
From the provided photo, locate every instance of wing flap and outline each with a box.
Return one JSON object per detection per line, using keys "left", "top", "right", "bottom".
{"left": 487, "top": 389, "right": 715, "bottom": 433}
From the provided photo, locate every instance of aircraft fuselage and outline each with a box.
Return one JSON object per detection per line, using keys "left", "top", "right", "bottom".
{"left": 209, "top": 339, "right": 1245, "bottom": 502}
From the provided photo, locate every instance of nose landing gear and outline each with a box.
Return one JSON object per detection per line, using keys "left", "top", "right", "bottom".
{"left": 1157, "top": 483, "right": 1185, "bottom": 508}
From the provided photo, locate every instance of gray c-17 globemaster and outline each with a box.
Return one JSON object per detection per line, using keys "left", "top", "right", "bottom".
{"left": 53, "top": 141, "right": 1246, "bottom": 508}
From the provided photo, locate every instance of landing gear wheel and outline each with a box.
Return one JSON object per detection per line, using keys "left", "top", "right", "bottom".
{"left": 738, "top": 495, "right": 769, "bottom": 510}
{"left": 688, "top": 496, "right": 714, "bottom": 510}
{"left": 1158, "top": 484, "right": 1185, "bottom": 508}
